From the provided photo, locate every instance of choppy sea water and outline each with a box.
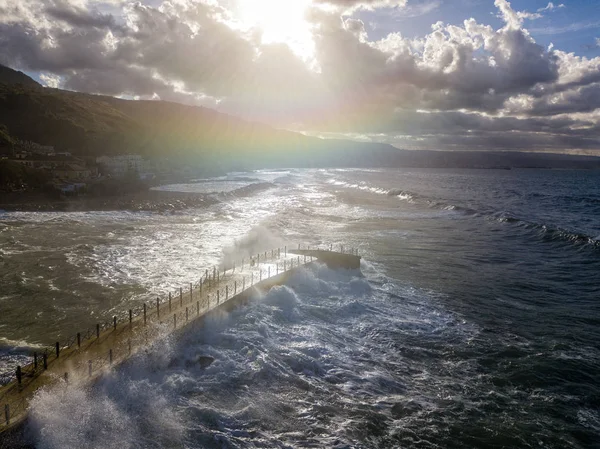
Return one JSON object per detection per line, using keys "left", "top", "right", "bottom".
{"left": 1, "top": 168, "right": 599, "bottom": 448}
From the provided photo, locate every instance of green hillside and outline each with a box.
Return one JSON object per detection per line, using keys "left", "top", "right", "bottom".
{"left": 0, "top": 65, "right": 41, "bottom": 88}
{"left": 0, "top": 64, "right": 339, "bottom": 168}
{"left": 0, "top": 124, "right": 14, "bottom": 147}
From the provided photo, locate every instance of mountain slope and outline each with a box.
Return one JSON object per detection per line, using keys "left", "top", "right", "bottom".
{"left": 0, "top": 64, "right": 598, "bottom": 170}
{"left": 0, "top": 65, "right": 41, "bottom": 88}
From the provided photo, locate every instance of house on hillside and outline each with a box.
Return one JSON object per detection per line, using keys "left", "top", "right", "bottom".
{"left": 96, "top": 154, "right": 154, "bottom": 179}
{"left": 11, "top": 154, "right": 84, "bottom": 169}
{"left": 52, "top": 164, "right": 92, "bottom": 182}
{"left": 19, "top": 141, "right": 55, "bottom": 155}
{"left": 56, "top": 182, "right": 87, "bottom": 196}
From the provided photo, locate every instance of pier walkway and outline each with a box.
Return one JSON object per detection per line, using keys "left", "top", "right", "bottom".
{"left": 0, "top": 244, "right": 361, "bottom": 434}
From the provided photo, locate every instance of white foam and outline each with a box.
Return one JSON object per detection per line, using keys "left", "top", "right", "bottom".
{"left": 25, "top": 261, "right": 478, "bottom": 447}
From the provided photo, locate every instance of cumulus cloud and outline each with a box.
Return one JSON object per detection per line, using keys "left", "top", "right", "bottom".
{"left": 39, "top": 73, "right": 62, "bottom": 88}
{"left": 537, "top": 2, "right": 565, "bottom": 12}
{"left": 0, "top": 0, "right": 598, "bottom": 153}
{"left": 306, "top": 1, "right": 559, "bottom": 122}
{"left": 313, "top": 0, "right": 408, "bottom": 12}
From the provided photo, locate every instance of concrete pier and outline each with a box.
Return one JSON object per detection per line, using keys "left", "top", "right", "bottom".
{"left": 288, "top": 249, "right": 361, "bottom": 270}
{"left": 0, "top": 244, "right": 361, "bottom": 434}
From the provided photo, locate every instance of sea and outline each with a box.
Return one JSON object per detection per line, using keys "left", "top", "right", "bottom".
{"left": 0, "top": 167, "right": 599, "bottom": 449}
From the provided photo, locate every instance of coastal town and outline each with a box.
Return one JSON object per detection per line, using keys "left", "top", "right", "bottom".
{"left": 0, "top": 137, "right": 249, "bottom": 212}
{"left": 0, "top": 138, "right": 157, "bottom": 195}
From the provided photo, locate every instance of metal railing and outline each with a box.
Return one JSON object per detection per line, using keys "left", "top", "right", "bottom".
{"left": 0, "top": 243, "right": 360, "bottom": 428}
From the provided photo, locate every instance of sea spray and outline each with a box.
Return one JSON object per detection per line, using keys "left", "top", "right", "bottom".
{"left": 28, "top": 331, "right": 184, "bottom": 449}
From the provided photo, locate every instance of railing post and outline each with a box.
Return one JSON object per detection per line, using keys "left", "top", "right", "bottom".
{"left": 169, "top": 292, "right": 172, "bottom": 312}
{"left": 109, "top": 349, "right": 113, "bottom": 365}
{"left": 284, "top": 260, "right": 287, "bottom": 271}
{"left": 213, "top": 267, "right": 216, "bottom": 283}
{"left": 56, "top": 342, "right": 60, "bottom": 358}
{"left": 16, "top": 366, "right": 22, "bottom": 385}
{"left": 257, "top": 254, "right": 260, "bottom": 265}
{"left": 190, "top": 283, "right": 193, "bottom": 302}
{"left": 200, "top": 281, "right": 202, "bottom": 295}
{"left": 180, "top": 287, "right": 183, "bottom": 307}
{"left": 96, "top": 324, "right": 100, "bottom": 339}
{"left": 88, "top": 360, "right": 92, "bottom": 377}
{"left": 186, "top": 307, "right": 188, "bottom": 322}
{"left": 113, "top": 316, "right": 117, "bottom": 331}
{"left": 143, "top": 303, "right": 147, "bottom": 325}
{"left": 243, "top": 277, "right": 246, "bottom": 290}
{"left": 128, "top": 339, "right": 131, "bottom": 355}
{"left": 197, "top": 301, "right": 199, "bottom": 316}
{"left": 234, "top": 281, "right": 237, "bottom": 295}
{"left": 157, "top": 298, "right": 160, "bottom": 319}
{"left": 33, "top": 352, "right": 38, "bottom": 370}
{"left": 129, "top": 310, "right": 133, "bottom": 326}
{"left": 217, "top": 290, "right": 220, "bottom": 304}
{"left": 304, "top": 254, "right": 306, "bottom": 264}
{"left": 43, "top": 353, "right": 48, "bottom": 370}
{"left": 226, "top": 285, "right": 229, "bottom": 299}
{"left": 77, "top": 332, "right": 81, "bottom": 348}
{"left": 217, "top": 271, "right": 220, "bottom": 283}
{"left": 271, "top": 249, "right": 274, "bottom": 258}
{"left": 297, "top": 256, "right": 300, "bottom": 266}
{"left": 259, "top": 270, "right": 262, "bottom": 281}
{"left": 5, "top": 404, "right": 9, "bottom": 425}
{"left": 173, "top": 314, "right": 177, "bottom": 329}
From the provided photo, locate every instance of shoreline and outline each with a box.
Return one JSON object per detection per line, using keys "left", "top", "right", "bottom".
{"left": 0, "top": 190, "right": 217, "bottom": 213}
{"left": 0, "top": 181, "right": 274, "bottom": 213}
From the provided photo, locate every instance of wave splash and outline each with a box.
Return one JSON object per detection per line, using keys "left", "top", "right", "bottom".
{"left": 25, "top": 263, "right": 474, "bottom": 448}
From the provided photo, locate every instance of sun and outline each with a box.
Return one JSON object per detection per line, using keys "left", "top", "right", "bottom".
{"left": 234, "top": 0, "right": 315, "bottom": 60}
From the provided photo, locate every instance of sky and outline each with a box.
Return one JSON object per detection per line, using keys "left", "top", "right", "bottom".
{"left": 0, "top": 0, "right": 599, "bottom": 154}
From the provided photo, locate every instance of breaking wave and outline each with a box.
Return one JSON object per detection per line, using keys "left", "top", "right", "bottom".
{"left": 26, "top": 263, "right": 479, "bottom": 448}
{"left": 327, "top": 177, "right": 600, "bottom": 250}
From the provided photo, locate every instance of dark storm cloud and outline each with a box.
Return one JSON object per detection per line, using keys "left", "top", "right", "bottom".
{"left": 45, "top": 1, "right": 121, "bottom": 30}
{"left": 340, "top": 107, "right": 599, "bottom": 139}
{"left": 523, "top": 83, "right": 600, "bottom": 117}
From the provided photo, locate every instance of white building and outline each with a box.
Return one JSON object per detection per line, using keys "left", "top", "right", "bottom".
{"left": 96, "top": 155, "right": 153, "bottom": 179}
